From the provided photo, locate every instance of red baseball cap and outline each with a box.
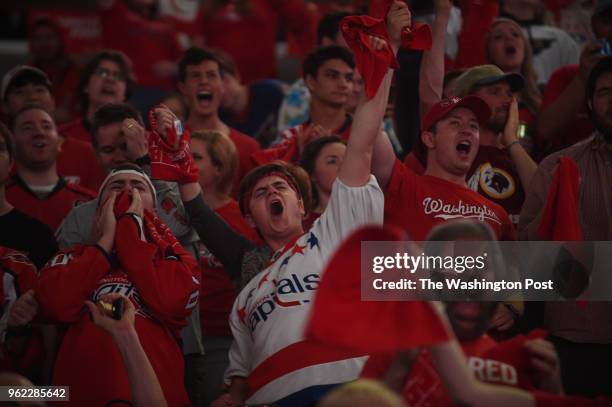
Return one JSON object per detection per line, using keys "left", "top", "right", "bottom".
{"left": 422, "top": 96, "right": 491, "bottom": 132}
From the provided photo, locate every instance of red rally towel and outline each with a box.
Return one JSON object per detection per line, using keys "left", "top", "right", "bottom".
{"left": 305, "top": 225, "right": 451, "bottom": 354}
{"left": 147, "top": 106, "right": 198, "bottom": 184}
{"left": 537, "top": 156, "right": 582, "bottom": 241}
{"left": 341, "top": 0, "right": 431, "bottom": 99}
{"left": 341, "top": 16, "right": 399, "bottom": 100}
{"left": 536, "top": 156, "right": 588, "bottom": 307}
{"left": 483, "top": 329, "right": 547, "bottom": 390}
{"left": 113, "top": 191, "right": 181, "bottom": 256}
{"left": 369, "top": 0, "right": 432, "bottom": 52}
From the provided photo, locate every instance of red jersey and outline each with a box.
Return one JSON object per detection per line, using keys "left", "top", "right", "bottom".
{"left": 467, "top": 145, "right": 525, "bottom": 226}
{"left": 0, "top": 248, "right": 45, "bottom": 381}
{"left": 57, "top": 136, "right": 105, "bottom": 191}
{"left": 251, "top": 116, "right": 352, "bottom": 166}
{"left": 202, "top": 0, "right": 316, "bottom": 84}
{"left": 362, "top": 333, "right": 541, "bottom": 406}
{"left": 59, "top": 118, "right": 92, "bottom": 145}
{"left": 384, "top": 159, "right": 515, "bottom": 241}
{"left": 6, "top": 175, "right": 95, "bottom": 233}
{"left": 36, "top": 216, "right": 200, "bottom": 407}
{"left": 199, "top": 200, "right": 258, "bottom": 337}
{"left": 99, "top": 0, "right": 182, "bottom": 90}
{"left": 229, "top": 128, "right": 261, "bottom": 195}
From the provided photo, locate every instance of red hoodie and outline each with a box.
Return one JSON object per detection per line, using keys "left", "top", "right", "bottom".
{"left": 36, "top": 215, "right": 200, "bottom": 406}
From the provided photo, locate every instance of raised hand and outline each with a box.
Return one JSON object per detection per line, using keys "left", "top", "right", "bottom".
{"left": 96, "top": 191, "right": 117, "bottom": 253}
{"left": 525, "top": 338, "right": 564, "bottom": 394}
{"left": 502, "top": 97, "right": 520, "bottom": 148}
{"left": 152, "top": 105, "right": 182, "bottom": 149}
{"left": 122, "top": 118, "right": 148, "bottom": 161}
{"left": 297, "top": 124, "right": 332, "bottom": 157}
{"left": 386, "top": 0, "right": 412, "bottom": 52}
{"left": 8, "top": 290, "right": 38, "bottom": 328}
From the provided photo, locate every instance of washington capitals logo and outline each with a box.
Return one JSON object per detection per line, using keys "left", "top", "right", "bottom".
{"left": 244, "top": 271, "right": 320, "bottom": 333}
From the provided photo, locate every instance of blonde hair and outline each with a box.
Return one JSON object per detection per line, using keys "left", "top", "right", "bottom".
{"left": 318, "top": 380, "right": 407, "bottom": 407}
{"left": 486, "top": 20, "right": 542, "bottom": 117}
{"left": 190, "top": 130, "right": 237, "bottom": 196}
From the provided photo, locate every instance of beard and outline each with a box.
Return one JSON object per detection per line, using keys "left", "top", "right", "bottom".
{"left": 592, "top": 112, "right": 612, "bottom": 143}
{"left": 487, "top": 110, "right": 509, "bottom": 134}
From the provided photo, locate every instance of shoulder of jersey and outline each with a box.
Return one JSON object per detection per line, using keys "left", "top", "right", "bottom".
{"left": 65, "top": 182, "right": 97, "bottom": 200}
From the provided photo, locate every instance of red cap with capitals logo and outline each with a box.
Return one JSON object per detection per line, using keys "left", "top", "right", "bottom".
{"left": 422, "top": 96, "right": 491, "bottom": 132}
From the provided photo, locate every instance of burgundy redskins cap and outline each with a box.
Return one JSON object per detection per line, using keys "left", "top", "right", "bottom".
{"left": 422, "top": 96, "right": 491, "bottom": 131}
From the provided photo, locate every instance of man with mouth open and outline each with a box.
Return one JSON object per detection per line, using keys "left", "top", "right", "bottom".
{"left": 180, "top": 6, "right": 417, "bottom": 405}
{"left": 178, "top": 47, "right": 261, "bottom": 197}
{"left": 5, "top": 105, "right": 95, "bottom": 232}
{"left": 454, "top": 65, "right": 538, "bottom": 227}
{"left": 369, "top": 91, "right": 515, "bottom": 242}
{"left": 361, "top": 220, "right": 564, "bottom": 405}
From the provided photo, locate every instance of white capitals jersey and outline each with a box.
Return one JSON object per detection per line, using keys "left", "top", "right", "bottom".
{"left": 225, "top": 176, "right": 384, "bottom": 404}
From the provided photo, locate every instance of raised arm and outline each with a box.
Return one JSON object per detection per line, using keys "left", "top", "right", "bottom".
{"left": 504, "top": 97, "right": 537, "bottom": 190}
{"left": 339, "top": 1, "right": 409, "bottom": 187}
{"left": 87, "top": 294, "right": 167, "bottom": 407}
{"left": 419, "top": 0, "right": 452, "bottom": 121}
{"left": 537, "top": 43, "right": 602, "bottom": 144}
{"left": 180, "top": 183, "right": 257, "bottom": 282}
{"left": 114, "top": 211, "right": 200, "bottom": 330}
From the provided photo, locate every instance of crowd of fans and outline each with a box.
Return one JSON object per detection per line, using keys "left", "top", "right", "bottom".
{"left": 0, "top": 0, "right": 611, "bottom": 406}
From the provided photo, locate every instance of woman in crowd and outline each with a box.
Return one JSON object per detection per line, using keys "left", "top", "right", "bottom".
{"left": 189, "top": 130, "right": 260, "bottom": 405}
{"left": 485, "top": 18, "right": 542, "bottom": 148}
{"left": 299, "top": 135, "right": 346, "bottom": 230}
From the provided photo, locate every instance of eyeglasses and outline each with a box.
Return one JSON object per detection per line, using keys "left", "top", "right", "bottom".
{"left": 94, "top": 67, "right": 126, "bottom": 82}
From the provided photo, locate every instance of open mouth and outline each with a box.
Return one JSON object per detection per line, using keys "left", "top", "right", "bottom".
{"left": 270, "top": 199, "right": 284, "bottom": 216}
{"left": 456, "top": 140, "right": 472, "bottom": 156}
{"left": 197, "top": 91, "right": 213, "bottom": 102}
{"left": 505, "top": 45, "right": 516, "bottom": 56}
{"left": 101, "top": 86, "right": 116, "bottom": 96}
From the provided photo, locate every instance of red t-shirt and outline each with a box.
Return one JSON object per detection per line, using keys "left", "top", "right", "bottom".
{"left": 6, "top": 176, "right": 95, "bottom": 233}
{"left": 99, "top": 0, "right": 181, "bottom": 90}
{"left": 384, "top": 159, "right": 516, "bottom": 241}
{"left": 362, "top": 333, "right": 543, "bottom": 406}
{"left": 251, "top": 116, "right": 352, "bottom": 166}
{"left": 467, "top": 146, "right": 525, "bottom": 226}
{"left": 57, "top": 136, "right": 105, "bottom": 191}
{"left": 541, "top": 64, "right": 593, "bottom": 154}
{"left": 199, "top": 200, "right": 259, "bottom": 337}
{"left": 59, "top": 118, "right": 92, "bottom": 145}
{"left": 202, "top": 0, "right": 316, "bottom": 84}
{"left": 229, "top": 128, "right": 261, "bottom": 195}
